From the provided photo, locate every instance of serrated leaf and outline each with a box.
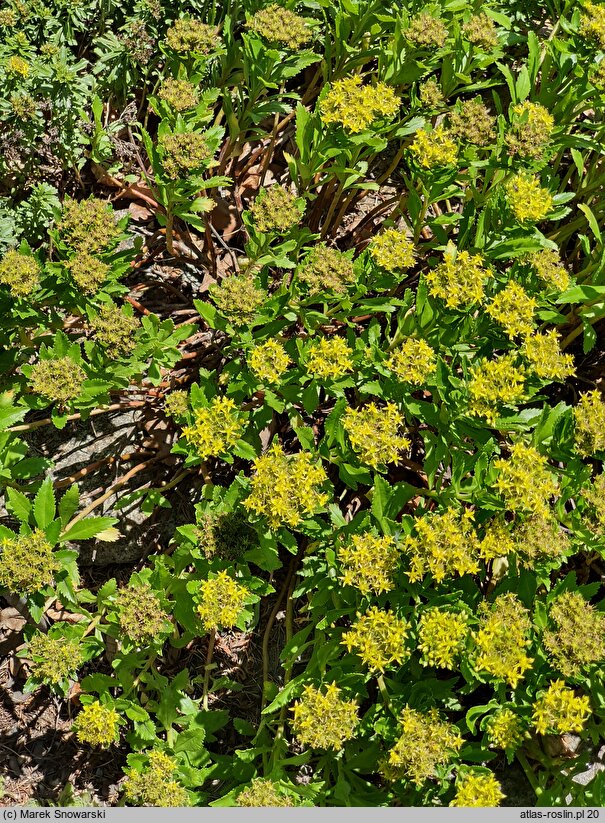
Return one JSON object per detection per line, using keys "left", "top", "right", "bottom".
{"left": 33, "top": 477, "right": 55, "bottom": 530}
{"left": 59, "top": 516, "right": 119, "bottom": 543}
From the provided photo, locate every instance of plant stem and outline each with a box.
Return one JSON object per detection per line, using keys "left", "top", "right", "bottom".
{"left": 202, "top": 628, "right": 217, "bottom": 711}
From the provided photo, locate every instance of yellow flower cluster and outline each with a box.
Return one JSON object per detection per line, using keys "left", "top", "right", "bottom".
{"left": 417, "top": 608, "right": 468, "bottom": 669}
{"left": 493, "top": 443, "right": 558, "bottom": 516}
{"left": 573, "top": 390, "right": 605, "bottom": 456}
{"left": 29, "top": 357, "right": 87, "bottom": 405}
{"left": 123, "top": 751, "right": 189, "bottom": 807}
{"left": 164, "top": 390, "right": 188, "bottom": 419}
{"left": 196, "top": 570, "right": 249, "bottom": 632}
{"left": 248, "top": 4, "right": 311, "bottom": 50}
{"left": 59, "top": 197, "right": 121, "bottom": 253}
{"left": 159, "top": 132, "right": 212, "bottom": 179}
{"left": 210, "top": 273, "right": 267, "bottom": 326}
{"left": 249, "top": 186, "right": 302, "bottom": 233}
{"left": 468, "top": 353, "right": 526, "bottom": 425}
{"left": 462, "top": 12, "right": 499, "bottom": 49}
{"left": 532, "top": 680, "right": 591, "bottom": 735}
{"left": 406, "top": 13, "right": 448, "bottom": 47}
{"left": 343, "top": 402, "right": 409, "bottom": 468}
{"left": 479, "top": 516, "right": 516, "bottom": 561}
{"left": 523, "top": 331, "right": 575, "bottom": 380}
{"left": 386, "top": 338, "right": 437, "bottom": 385}
{"left": 486, "top": 708, "right": 525, "bottom": 752}
{"left": 75, "top": 701, "right": 120, "bottom": 748}
{"left": 419, "top": 78, "right": 444, "bottom": 108}
{"left": 6, "top": 55, "right": 29, "bottom": 76}
{"left": 158, "top": 78, "right": 199, "bottom": 112}
{"left": 388, "top": 707, "right": 463, "bottom": 787}
{"left": 525, "top": 248, "right": 570, "bottom": 292}
{"left": 320, "top": 75, "right": 399, "bottom": 133}
{"left": 237, "top": 779, "right": 293, "bottom": 807}
{"left": 580, "top": 1, "right": 605, "bottom": 49}
{"left": 0, "top": 530, "right": 59, "bottom": 594}
{"left": 182, "top": 396, "right": 245, "bottom": 460}
{"left": 66, "top": 252, "right": 110, "bottom": 294}
{"left": 506, "top": 102, "right": 554, "bottom": 160}
{"left": 450, "top": 770, "right": 505, "bottom": 807}
{"left": 114, "top": 582, "right": 170, "bottom": 644}
{"left": 298, "top": 244, "right": 356, "bottom": 295}
{"left": 165, "top": 18, "right": 219, "bottom": 54}
{"left": 505, "top": 174, "right": 553, "bottom": 223}
{"left": 306, "top": 336, "right": 353, "bottom": 380}
{"left": 448, "top": 97, "right": 496, "bottom": 146}
{"left": 91, "top": 304, "right": 140, "bottom": 356}
{"left": 403, "top": 508, "right": 481, "bottom": 583}
{"left": 337, "top": 532, "right": 400, "bottom": 595}
{"left": 342, "top": 606, "right": 410, "bottom": 672}
{"left": 409, "top": 125, "right": 458, "bottom": 168}
{"left": 291, "top": 683, "right": 359, "bottom": 750}
{"left": 27, "top": 633, "right": 83, "bottom": 685}
{"left": 369, "top": 229, "right": 415, "bottom": 272}
{"left": 0, "top": 250, "right": 40, "bottom": 297}
{"left": 544, "top": 591, "right": 605, "bottom": 677}
{"left": 244, "top": 442, "right": 329, "bottom": 529}
{"left": 249, "top": 339, "right": 291, "bottom": 384}
{"left": 485, "top": 281, "right": 537, "bottom": 338}
{"left": 511, "top": 513, "right": 570, "bottom": 568}
{"left": 425, "top": 247, "right": 490, "bottom": 308}
{"left": 473, "top": 594, "right": 533, "bottom": 688}
{"left": 584, "top": 472, "right": 605, "bottom": 534}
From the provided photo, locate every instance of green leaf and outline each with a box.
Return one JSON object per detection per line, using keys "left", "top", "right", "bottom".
{"left": 59, "top": 516, "right": 119, "bottom": 543}
{"left": 33, "top": 477, "right": 55, "bottom": 530}
{"left": 59, "top": 484, "right": 80, "bottom": 527}
{"left": 6, "top": 487, "right": 31, "bottom": 524}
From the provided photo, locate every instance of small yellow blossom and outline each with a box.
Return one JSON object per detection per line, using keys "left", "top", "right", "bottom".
{"left": 306, "top": 337, "right": 353, "bottom": 380}
{"left": 249, "top": 186, "right": 302, "bottom": 233}
{"left": 512, "top": 513, "right": 570, "bottom": 568}
{"left": 196, "top": 570, "right": 249, "bottom": 632}
{"left": 249, "top": 339, "right": 291, "bottom": 384}
{"left": 425, "top": 246, "right": 490, "bottom": 308}
{"left": 27, "top": 633, "right": 83, "bottom": 685}
{"left": 244, "top": 442, "right": 329, "bottom": 529}
{"left": 320, "top": 75, "right": 399, "bottom": 133}
{"left": 0, "top": 530, "right": 59, "bottom": 595}
{"left": 248, "top": 4, "right": 311, "bottom": 50}
{"left": 210, "top": 273, "right": 267, "bottom": 326}
{"left": 506, "top": 174, "right": 553, "bottom": 224}
{"left": 448, "top": 97, "right": 496, "bottom": 146}
{"left": 6, "top": 55, "right": 29, "bottom": 76}
{"left": 114, "top": 582, "right": 171, "bottom": 644}
{"left": 450, "top": 770, "right": 505, "bottom": 807}
{"left": 403, "top": 508, "right": 481, "bottom": 583}
{"left": 544, "top": 591, "right": 605, "bottom": 678}
{"left": 473, "top": 593, "right": 533, "bottom": 688}
{"left": 165, "top": 18, "right": 219, "bottom": 53}
{"left": 75, "top": 701, "right": 120, "bottom": 748}
{"left": 479, "top": 516, "right": 516, "bottom": 561}
{"left": 386, "top": 338, "right": 437, "bottom": 385}
{"left": 124, "top": 751, "right": 189, "bottom": 807}
{"left": 418, "top": 78, "right": 444, "bottom": 108}
{"left": 388, "top": 707, "right": 463, "bottom": 787}
{"left": 525, "top": 248, "right": 570, "bottom": 292}
{"left": 584, "top": 472, "right": 605, "bottom": 534}
{"left": 182, "top": 396, "right": 245, "bottom": 460}
{"left": 468, "top": 353, "right": 526, "bottom": 425}
{"left": 0, "top": 250, "right": 40, "bottom": 297}
{"left": 291, "top": 682, "right": 359, "bottom": 750}
{"left": 574, "top": 390, "right": 605, "bottom": 456}
{"left": 29, "top": 357, "right": 87, "bottom": 405}
{"left": 369, "top": 229, "right": 415, "bottom": 272}
{"left": 91, "top": 304, "right": 140, "bottom": 355}
{"left": 417, "top": 608, "right": 468, "bottom": 669}
{"left": 59, "top": 197, "right": 121, "bottom": 254}
{"left": 343, "top": 402, "right": 409, "bottom": 468}
{"left": 66, "top": 253, "right": 110, "bottom": 295}
{"left": 164, "top": 390, "right": 188, "bottom": 419}
{"left": 342, "top": 606, "right": 410, "bottom": 672}
{"left": 337, "top": 532, "right": 400, "bottom": 595}
{"left": 506, "top": 101, "right": 554, "bottom": 160}
{"left": 493, "top": 443, "right": 558, "bottom": 517}
{"left": 523, "top": 331, "right": 575, "bottom": 380}
{"left": 406, "top": 13, "right": 448, "bottom": 47}
{"left": 157, "top": 78, "right": 199, "bottom": 112}
{"left": 485, "top": 281, "right": 537, "bottom": 338}
{"left": 486, "top": 708, "right": 525, "bottom": 752}
{"left": 532, "top": 680, "right": 591, "bottom": 735}
{"left": 298, "top": 244, "right": 356, "bottom": 295}
{"left": 409, "top": 125, "right": 458, "bottom": 168}
{"left": 237, "top": 779, "right": 293, "bottom": 807}
{"left": 462, "top": 13, "right": 499, "bottom": 49}
{"left": 159, "top": 131, "right": 212, "bottom": 180}
{"left": 580, "top": 1, "right": 605, "bottom": 49}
